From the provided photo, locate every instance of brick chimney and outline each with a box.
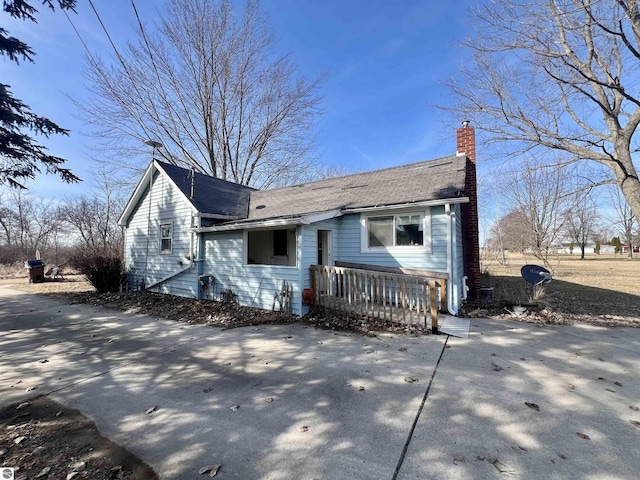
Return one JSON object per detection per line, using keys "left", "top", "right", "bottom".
{"left": 457, "top": 122, "right": 481, "bottom": 302}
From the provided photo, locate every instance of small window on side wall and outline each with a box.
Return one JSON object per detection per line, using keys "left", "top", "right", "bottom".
{"left": 160, "top": 223, "right": 173, "bottom": 254}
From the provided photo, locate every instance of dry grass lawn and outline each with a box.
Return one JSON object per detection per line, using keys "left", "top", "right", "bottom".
{"left": 0, "top": 274, "right": 94, "bottom": 293}
{"left": 484, "top": 252, "right": 640, "bottom": 296}
{"left": 482, "top": 252, "right": 640, "bottom": 326}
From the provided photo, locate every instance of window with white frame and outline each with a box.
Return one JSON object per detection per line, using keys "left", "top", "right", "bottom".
{"left": 363, "top": 211, "right": 430, "bottom": 251}
{"left": 159, "top": 223, "right": 173, "bottom": 254}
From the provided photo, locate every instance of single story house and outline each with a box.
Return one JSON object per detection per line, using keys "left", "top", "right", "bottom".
{"left": 118, "top": 126, "right": 481, "bottom": 317}
{"left": 556, "top": 242, "right": 598, "bottom": 255}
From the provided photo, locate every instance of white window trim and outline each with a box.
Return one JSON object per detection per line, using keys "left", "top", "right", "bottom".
{"left": 159, "top": 222, "right": 173, "bottom": 255}
{"left": 360, "top": 209, "right": 432, "bottom": 253}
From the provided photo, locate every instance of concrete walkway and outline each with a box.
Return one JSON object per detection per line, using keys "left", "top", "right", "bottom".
{"left": 1, "top": 285, "right": 639, "bottom": 479}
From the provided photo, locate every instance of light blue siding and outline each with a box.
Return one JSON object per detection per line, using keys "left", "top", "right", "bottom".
{"left": 304, "top": 207, "right": 463, "bottom": 315}
{"left": 300, "top": 219, "right": 341, "bottom": 290}
{"left": 455, "top": 204, "right": 465, "bottom": 311}
{"left": 299, "top": 219, "right": 341, "bottom": 315}
{"left": 124, "top": 174, "right": 466, "bottom": 316}
{"left": 123, "top": 171, "right": 198, "bottom": 297}
{"left": 336, "top": 207, "right": 448, "bottom": 271}
{"left": 202, "top": 230, "right": 302, "bottom": 315}
{"left": 447, "top": 203, "right": 465, "bottom": 313}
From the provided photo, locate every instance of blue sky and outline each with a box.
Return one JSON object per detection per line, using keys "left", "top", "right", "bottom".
{"left": 4, "top": 0, "right": 476, "bottom": 198}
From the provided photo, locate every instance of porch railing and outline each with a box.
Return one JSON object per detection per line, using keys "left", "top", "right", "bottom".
{"left": 310, "top": 264, "right": 448, "bottom": 333}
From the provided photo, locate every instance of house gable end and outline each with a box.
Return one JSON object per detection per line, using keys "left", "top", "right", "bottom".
{"left": 119, "top": 162, "right": 198, "bottom": 228}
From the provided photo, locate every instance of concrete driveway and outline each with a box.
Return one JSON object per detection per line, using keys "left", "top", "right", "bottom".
{"left": 1, "top": 285, "right": 639, "bottom": 479}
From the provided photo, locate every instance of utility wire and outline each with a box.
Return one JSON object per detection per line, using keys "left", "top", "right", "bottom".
{"left": 87, "top": 0, "right": 129, "bottom": 71}
{"left": 83, "top": 0, "right": 155, "bottom": 148}
{"left": 130, "top": 0, "right": 206, "bottom": 168}
{"left": 63, "top": 9, "right": 95, "bottom": 62}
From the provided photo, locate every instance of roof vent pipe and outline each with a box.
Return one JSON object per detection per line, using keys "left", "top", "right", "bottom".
{"left": 190, "top": 167, "right": 195, "bottom": 199}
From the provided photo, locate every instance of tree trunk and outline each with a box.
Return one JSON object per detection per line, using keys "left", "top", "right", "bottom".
{"left": 618, "top": 169, "right": 640, "bottom": 225}
{"left": 580, "top": 245, "right": 585, "bottom": 260}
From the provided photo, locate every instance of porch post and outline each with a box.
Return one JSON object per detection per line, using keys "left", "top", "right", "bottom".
{"left": 429, "top": 280, "right": 439, "bottom": 334}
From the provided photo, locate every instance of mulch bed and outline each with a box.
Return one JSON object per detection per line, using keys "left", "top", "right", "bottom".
{"left": 49, "top": 291, "right": 430, "bottom": 336}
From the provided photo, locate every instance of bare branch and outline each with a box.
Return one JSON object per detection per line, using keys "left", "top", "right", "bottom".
{"left": 80, "top": 0, "right": 324, "bottom": 190}
{"left": 441, "top": 0, "right": 640, "bottom": 220}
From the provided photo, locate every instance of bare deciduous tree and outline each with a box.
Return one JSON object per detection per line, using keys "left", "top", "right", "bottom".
{"left": 59, "top": 169, "right": 125, "bottom": 258}
{"left": 608, "top": 185, "right": 637, "bottom": 259}
{"left": 503, "top": 158, "right": 579, "bottom": 270}
{"left": 489, "top": 209, "right": 530, "bottom": 255}
{"left": 565, "top": 196, "right": 600, "bottom": 259}
{"left": 82, "top": 0, "right": 324, "bottom": 189}
{"left": 0, "top": 188, "right": 65, "bottom": 261}
{"left": 445, "top": 0, "right": 640, "bottom": 220}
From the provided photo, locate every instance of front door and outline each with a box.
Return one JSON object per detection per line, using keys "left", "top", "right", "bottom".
{"left": 317, "top": 230, "right": 332, "bottom": 266}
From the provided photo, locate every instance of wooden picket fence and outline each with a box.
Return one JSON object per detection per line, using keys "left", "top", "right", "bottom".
{"left": 310, "top": 264, "right": 448, "bottom": 333}
{"left": 119, "top": 275, "right": 144, "bottom": 293}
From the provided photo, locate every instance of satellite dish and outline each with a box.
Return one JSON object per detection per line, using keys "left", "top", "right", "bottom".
{"left": 521, "top": 264, "right": 552, "bottom": 285}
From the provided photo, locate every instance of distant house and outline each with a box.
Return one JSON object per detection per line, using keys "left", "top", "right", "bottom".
{"left": 557, "top": 242, "right": 597, "bottom": 255}
{"left": 118, "top": 126, "right": 481, "bottom": 318}
{"left": 599, "top": 245, "right": 616, "bottom": 254}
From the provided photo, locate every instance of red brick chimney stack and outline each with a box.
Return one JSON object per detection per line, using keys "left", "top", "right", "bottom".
{"left": 457, "top": 120, "right": 476, "bottom": 163}
{"left": 457, "top": 122, "right": 481, "bottom": 302}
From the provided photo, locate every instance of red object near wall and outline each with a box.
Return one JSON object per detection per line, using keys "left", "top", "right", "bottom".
{"left": 302, "top": 288, "right": 314, "bottom": 305}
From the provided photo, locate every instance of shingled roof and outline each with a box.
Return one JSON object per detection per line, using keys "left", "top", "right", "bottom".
{"left": 244, "top": 154, "right": 467, "bottom": 221}
{"left": 157, "top": 161, "right": 254, "bottom": 218}
{"left": 130, "top": 155, "right": 467, "bottom": 226}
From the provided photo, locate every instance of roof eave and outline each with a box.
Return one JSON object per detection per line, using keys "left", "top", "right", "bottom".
{"left": 192, "top": 208, "right": 343, "bottom": 233}
{"left": 342, "top": 197, "right": 469, "bottom": 213}
{"left": 193, "top": 217, "right": 305, "bottom": 233}
{"left": 118, "top": 162, "right": 156, "bottom": 227}
{"left": 196, "top": 212, "right": 243, "bottom": 220}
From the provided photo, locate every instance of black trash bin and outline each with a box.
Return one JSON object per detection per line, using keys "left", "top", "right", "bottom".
{"left": 25, "top": 260, "right": 44, "bottom": 283}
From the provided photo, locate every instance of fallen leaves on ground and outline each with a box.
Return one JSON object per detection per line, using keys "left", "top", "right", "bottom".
{"left": 484, "top": 455, "right": 516, "bottom": 477}
{"left": 524, "top": 402, "right": 540, "bottom": 411}
{"left": 49, "top": 291, "right": 433, "bottom": 335}
{"left": 0, "top": 396, "right": 158, "bottom": 480}
{"left": 199, "top": 464, "right": 221, "bottom": 477}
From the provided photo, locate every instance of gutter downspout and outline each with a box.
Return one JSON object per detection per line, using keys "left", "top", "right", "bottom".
{"left": 194, "top": 217, "right": 205, "bottom": 299}
{"left": 445, "top": 203, "right": 457, "bottom": 315}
